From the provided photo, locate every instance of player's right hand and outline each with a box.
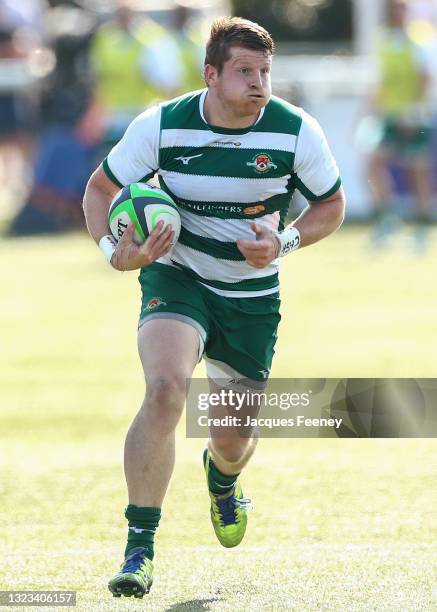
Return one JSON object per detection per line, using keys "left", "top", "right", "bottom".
{"left": 110, "top": 221, "right": 174, "bottom": 271}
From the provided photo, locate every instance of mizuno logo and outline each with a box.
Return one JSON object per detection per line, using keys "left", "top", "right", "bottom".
{"left": 174, "top": 154, "right": 203, "bottom": 165}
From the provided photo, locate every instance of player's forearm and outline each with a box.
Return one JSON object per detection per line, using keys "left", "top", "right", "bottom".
{"left": 82, "top": 169, "right": 119, "bottom": 244}
{"left": 292, "top": 187, "right": 345, "bottom": 248}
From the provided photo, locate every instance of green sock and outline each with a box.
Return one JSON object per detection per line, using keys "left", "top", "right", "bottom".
{"left": 124, "top": 505, "right": 161, "bottom": 560}
{"left": 208, "top": 455, "right": 239, "bottom": 495}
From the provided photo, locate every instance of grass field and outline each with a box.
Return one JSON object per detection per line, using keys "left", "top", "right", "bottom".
{"left": 1, "top": 227, "right": 436, "bottom": 611}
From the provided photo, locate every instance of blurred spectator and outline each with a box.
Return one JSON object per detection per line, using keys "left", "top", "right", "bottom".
{"left": 0, "top": 28, "right": 30, "bottom": 198}
{"left": 0, "top": 0, "right": 46, "bottom": 35}
{"left": 137, "top": 1, "right": 205, "bottom": 99}
{"left": 90, "top": 0, "right": 170, "bottom": 153}
{"left": 90, "top": 0, "right": 204, "bottom": 155}
{"left": 6, "top": 0, "right": 206, "bottom": 235}
{"left": 8, "top": 5, "right": 98, "bottom": 235}
{"left": 158, "top": 2, "right": 205, "bottom": 92}
{"left": 0, "top": 0, "right": 46, "bottom": 210}
{"left": 367, "top": 0, "right": 434, "bottom": 245}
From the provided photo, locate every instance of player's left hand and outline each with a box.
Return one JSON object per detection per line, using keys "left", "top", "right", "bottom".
{"left": 236, "top": 222, "right": 280, "bottom": 268}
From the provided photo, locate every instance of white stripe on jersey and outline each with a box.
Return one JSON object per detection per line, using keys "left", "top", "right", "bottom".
{"left": 178, "top": 208, "right": 280, "bottom": 242}
{"left": 154, "top": 256, "right": 280, "bottom": 297}
{"left": 170, "top": 242, "right": 279, "bottom": 283}
{"left": 161, "top": 129, "right": 297, "bottom": 152}
{"left": 159, "top": 170, "right": 291, "bottom": 203}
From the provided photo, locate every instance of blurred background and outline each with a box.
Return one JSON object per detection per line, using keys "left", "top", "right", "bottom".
{"left": 1, "top": 3, "right": 436, "bottom": 609}
{"left": 0, "top": 0, "right": 436, "bottom": 234}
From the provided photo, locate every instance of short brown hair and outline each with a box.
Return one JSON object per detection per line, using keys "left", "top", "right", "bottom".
{"left": 204, "top": 17, "right": 274, "bottom": 74}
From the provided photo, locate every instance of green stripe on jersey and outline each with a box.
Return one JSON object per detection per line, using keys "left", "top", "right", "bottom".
{"left": 179, "top": 227, "right": 245, "bottom": 261}
{"left": 160, "top": 146, "right": 294, "bottom": 179}
{"left": 293, "top": 176, "right": 342, "bottom": 201}
{"left": 254, "top": 96, "right": 303, "bottom": 135}
{"left": 160, "top": 91, "right": 208, "bottom": 131}
{"left": 160, "top": 91, "right": 303, "bottom": 137}
{"left": 158, "top": 176, "right": 293, "bottom": 220}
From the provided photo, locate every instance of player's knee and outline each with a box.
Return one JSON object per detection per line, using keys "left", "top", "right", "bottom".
{"left": 142, "top": 374, "right": 187, "bottom": 431}
{"left": 147, "top": 373, "right": 187, "bottom": 403}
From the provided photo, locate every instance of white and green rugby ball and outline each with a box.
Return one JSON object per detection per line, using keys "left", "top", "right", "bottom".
{"left": 108, "top": 182, "right": 181, "bottom": 246}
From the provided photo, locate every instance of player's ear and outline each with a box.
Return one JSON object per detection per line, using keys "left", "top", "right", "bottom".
{"left": 204, "top": 64, "right": 218, "bottom": 87}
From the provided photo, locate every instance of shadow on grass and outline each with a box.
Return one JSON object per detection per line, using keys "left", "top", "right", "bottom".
{"left": 165, "top": 598, "right": 222, "bottom": 611}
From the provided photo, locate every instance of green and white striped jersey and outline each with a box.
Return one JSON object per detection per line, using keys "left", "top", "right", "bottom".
{"left": 103, "top": 89, "right": 341, "bottom": 297}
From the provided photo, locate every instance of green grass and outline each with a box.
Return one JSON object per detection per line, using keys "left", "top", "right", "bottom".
{"left": 1, "top": 228, "right": 436, "bottom": 610}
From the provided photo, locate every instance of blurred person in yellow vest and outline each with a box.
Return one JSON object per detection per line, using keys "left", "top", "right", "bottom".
{"left": 133, "top": 2, "right": 204, "bottom": 101}
{"left": 367, "top": 0, "right": 434, "bottom": 247}
{"left": 167, "top": 2, "right": 205, "bottom": 91}
{"left": 90, "top": 0, "right": 166, "bottom": 152}
{"left": 90, "top": 0, "right": 204, "bottom": 155}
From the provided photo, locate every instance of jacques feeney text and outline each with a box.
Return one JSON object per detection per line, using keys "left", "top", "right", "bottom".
{"left": 197, "top": 415, "right": 343, "bottom": 429}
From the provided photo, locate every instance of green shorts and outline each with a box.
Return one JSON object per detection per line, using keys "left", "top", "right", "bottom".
{"left": 138, "top": 263, "right": 281, "bottom": 383}
{"left": 381, "top": 119, "right": 433, "bottom": 156}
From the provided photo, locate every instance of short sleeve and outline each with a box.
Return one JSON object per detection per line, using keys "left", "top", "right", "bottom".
{"left": 103, "top": 105, "right": 162, "bottom": 188}
{"left": 293, "top": 110, "right": 341, "bottom": 201}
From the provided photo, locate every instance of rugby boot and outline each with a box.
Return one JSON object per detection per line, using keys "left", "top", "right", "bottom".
{"left": 203, "top": 449, "right": 252, "bottom": 547}
{"left": 108, "top": 546, "right": 153, "bottom": 598}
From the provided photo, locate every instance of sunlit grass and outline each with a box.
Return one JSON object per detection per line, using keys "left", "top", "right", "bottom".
{"left": 1, "top": 228, "right": 436, "bottom": 610}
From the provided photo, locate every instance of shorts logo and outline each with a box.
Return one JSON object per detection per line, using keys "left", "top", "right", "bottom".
{"left": 243, "top": 204, "right": 266, "bottom": 215}
{"left": 146, "top": 297, "right": 167, "bottom": 311}
{"left": 246, "top": 153, "right": 278, "bottom": 173}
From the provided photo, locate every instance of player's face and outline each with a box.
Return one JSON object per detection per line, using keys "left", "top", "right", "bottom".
{"left": 208, "top": 47, "right": 272, "bottom": 118}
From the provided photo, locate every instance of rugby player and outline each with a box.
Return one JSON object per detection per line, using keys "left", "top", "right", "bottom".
{"left": 367, "top": 0, "right": 433, "bottom": 243}
{"left": 83, "top": 16, "right": 345, "bottom": 598}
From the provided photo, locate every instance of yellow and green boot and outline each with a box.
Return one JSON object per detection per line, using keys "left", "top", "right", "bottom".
{"left": 108, "top": 547, "right": 153, "bottom": 598}
{"left": 203, "top": 449, "right": 252, "bottom": 548}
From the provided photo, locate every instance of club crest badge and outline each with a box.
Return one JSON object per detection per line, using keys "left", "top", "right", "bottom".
{"left": 145, "top": 297, "right": 167, "bottom": 311}
{"left": 246, "top": 153, "right": 278, "bottom": 173}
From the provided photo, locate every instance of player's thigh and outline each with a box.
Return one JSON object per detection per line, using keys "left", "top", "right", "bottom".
{"left": 137, "top": 262, "right": 209, "bottom": 384}
{"left": 138, "top": 318, "right": 199, "bottom": 383}
{"left": 137, "top": 319, "right": 198, "bottom": 432}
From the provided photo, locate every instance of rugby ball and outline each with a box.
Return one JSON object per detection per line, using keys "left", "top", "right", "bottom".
{"left": 108, "top": 182, "right": 181, "bottom": 246}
